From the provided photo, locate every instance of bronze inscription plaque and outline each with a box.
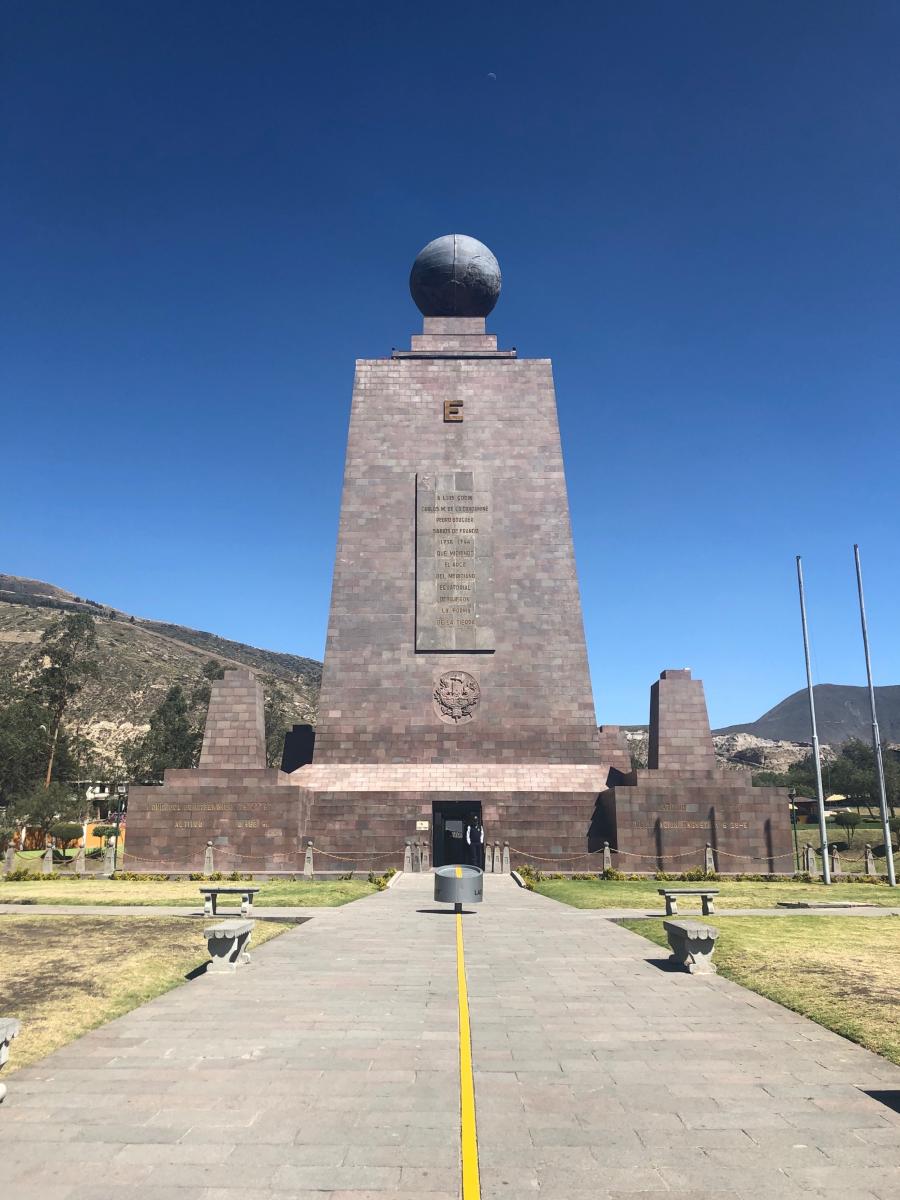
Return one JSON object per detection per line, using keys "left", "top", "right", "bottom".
{"left": 416, "top": 470, "right": 494, "bottom": 651}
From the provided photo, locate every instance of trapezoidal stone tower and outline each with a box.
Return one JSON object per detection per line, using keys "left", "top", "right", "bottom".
{"left": 291, "top": 234, "right": 619, "bottom": 866}
{"left": 597, "top": 669, "right": 793, "bottom": 872}
{"left": 125, "top": 669, "right": 304, "bottom": 872}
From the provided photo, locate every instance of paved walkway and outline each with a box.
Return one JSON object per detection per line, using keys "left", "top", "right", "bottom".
{"left": 2, "top": 874, "right": 899, "bottom": 1199}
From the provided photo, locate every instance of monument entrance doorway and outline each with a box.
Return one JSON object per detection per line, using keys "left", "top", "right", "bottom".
{"left": 432, "top": 801, "right": 483, "bottom": 868}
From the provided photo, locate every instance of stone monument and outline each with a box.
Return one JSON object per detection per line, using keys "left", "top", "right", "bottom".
{"left": 125, "top": 669, "right": 302, "bottom": 871}
{"left": 124, "top": 234, "right": 791, "bottom": 874}
{"left": 289, "top": 233, "right": 617, "bottom": 867}
{"left": 596, "top": 670, "right": 792, "bottom": 872}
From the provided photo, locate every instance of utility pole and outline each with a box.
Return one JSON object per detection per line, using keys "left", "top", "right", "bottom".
{"left": 796, "top": 557, "right": 830, "bottom": 884}
{"left": 853, "top": 546, "right": 896, "bottom": 887}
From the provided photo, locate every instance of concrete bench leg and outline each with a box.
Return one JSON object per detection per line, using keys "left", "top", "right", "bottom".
{"left": 205, "top": 922, "right": 254, "bottom": 974}
{"left": 665, "top": 895, "right": 677, "bottom": 916}
{"left": 665, "top": 922, "right": 718, "bottom": 975}
{"left": 241, "top": 895, "right": 252, "bottom": 917}
{"left": 702, "top": 895, "right": 715, "bottom": 916}
{"left": 204, "top": 895, "right": 215, "bottom": 916}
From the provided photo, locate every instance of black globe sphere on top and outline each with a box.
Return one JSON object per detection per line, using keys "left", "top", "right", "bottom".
{"left": 409, "top": 234, "right": 501, "bottom": 317}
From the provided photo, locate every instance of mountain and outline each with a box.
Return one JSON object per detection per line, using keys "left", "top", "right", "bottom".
{"left": 0, "top": 575, "right": 321, "bottom": 769}
{"left": 3, "top": 574, "right": 896, "bottom": 774}
{"left": 620, "top": 728, "right": 827, "bottom": 774}
{"left": 714, "top": 684, "right": 900, "bottom": 745}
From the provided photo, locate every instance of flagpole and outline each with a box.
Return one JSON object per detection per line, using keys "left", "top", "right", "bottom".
{"left": 796, "top": 557, "right": 830, "bottom": 884}
{"left": 853, "top": 546, "right": 896, "bottom": 887}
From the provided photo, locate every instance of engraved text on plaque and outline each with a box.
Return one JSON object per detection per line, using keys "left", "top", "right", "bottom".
{"left": 416, "top": 470, "right": 494, "bottom": 651}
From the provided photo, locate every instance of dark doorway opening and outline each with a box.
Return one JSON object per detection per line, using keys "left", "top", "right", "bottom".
{"left": 432, "top": 801, "right": 483, "bottom": 869}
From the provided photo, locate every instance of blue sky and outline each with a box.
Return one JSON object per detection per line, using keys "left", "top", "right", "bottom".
{"left": 3, "top": 1, "right": 899, "bottom": 728}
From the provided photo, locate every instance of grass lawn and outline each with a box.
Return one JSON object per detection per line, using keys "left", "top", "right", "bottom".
{"left": 533, "top": 877, "right": 900, "bottom": 910}
{"left": 795, "top": 821, "right": 894, "bottom": 874}
{"left": 0, "top": 914, "right": 294, "bottom": 1072}
{"left": 619, "top": 915, "right": 900, "bottom": 1067}
{"left": 0, "top": 877, "right": 379, "bottom": 907}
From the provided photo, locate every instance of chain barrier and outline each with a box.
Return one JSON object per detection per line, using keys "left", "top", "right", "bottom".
{"left": 713, "top": 847, "right": 795, "bottom": 861}
{"left": 124, "top": 843, "right": 801, "bottom": 870}
{"left": 508, "top": 845, "right": 802, "bottom": 866}
{"left": 121, "top": 846, "right": 404, "bottom": 868}
{"left": 308, "top": 846, "right": 400, "bottom": 862}
{"left": 506, "top": 847, "right": 598, "bottom": 863}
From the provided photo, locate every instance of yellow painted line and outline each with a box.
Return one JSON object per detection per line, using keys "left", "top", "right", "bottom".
{"left": 455, "top": 899, "right": 481, "bottom": 1200}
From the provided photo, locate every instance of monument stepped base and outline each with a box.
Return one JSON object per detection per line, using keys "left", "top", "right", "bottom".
{"left": 124, "top": 768, "right": 307, "bottom": 873}
{"left": 297, "top": 766, "right": 614, "bottom": 869}
{"left": 594, "top": 671, "right": 792, "bottom": 874}
{"left": 596, "top": 768, "right": 793, "bottom": 874}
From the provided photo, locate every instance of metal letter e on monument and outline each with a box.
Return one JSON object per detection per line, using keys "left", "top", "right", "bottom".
{"left": 443, "top": 399, "right": 463, "bottom": 422}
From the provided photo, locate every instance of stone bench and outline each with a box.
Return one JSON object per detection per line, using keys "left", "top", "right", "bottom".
{"left": 658, "top": 887, "right": 719, "bottom": 916}
{"left": 199, "top": 885, "right": 261, "bottom": 917}
{"left": 204, "top": 919, "right": 254, "bottom": 974}
{"left": 0, "top": 1017, "right": 21, "bottom": 1103}
{"left": 664, "top": 919, "right": 719, "bottom": 975}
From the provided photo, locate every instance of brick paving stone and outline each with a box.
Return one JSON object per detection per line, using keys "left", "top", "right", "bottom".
{"left": 2, "top": 873, "right": 899, "bottom": 1200}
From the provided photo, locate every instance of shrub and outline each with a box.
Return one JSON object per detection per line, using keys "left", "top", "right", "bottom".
{"left": 110, "top": 871, "right": 170, "bottom": 881}
{"left": 833, "top": 811, "right": 862, "bottom": 845}
{"left": 601, "top": 868, "right": 624, "bottom": 881}
{"left": 49, "top": 822, "right": 84, "bottom": 849}
{"left": 517, "top": 864, "right": 543, "bottom": 888}
{"left": 571, "top": 872, "right": 596, "bottom": 882}
{"left": 516, "top": 864, "right": 542, "bottom": 890}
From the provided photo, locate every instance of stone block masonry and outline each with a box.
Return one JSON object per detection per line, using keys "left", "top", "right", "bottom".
{"left": 124, "top": 670, "right": 306, "bottom": 872}
{"left": 648, "top": 668, "right": 716, "bottom": 772}
{"left": 312, "top": 316, "right": 602, "bottom": 768}
{"left": 119, "top": 241, "right": 792, "bottom": 874}
{"left": 296, "top": 310, "right": 612, "bottom": 865}
{"left": 199, "top": 670, "right": 266, "bottom": 769}
{"left": 598, "top": 670, "right": 793, "bottom": 873}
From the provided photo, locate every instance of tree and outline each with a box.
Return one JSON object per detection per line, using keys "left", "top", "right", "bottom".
{"left": 263, "top": 675, "right": 293, "bottom": 768}
{"left": 753, "top": 740, "right": 898, "bottom": 818}
{"left": 123, "top": 685, "right": 201, "bottom": 783}
{"left": 5, "top": 782, "right": 87, "bottom": 844}
{"left": 889, "top": 817, "right": 900, "bottom": 850}
{"left": 0, "top": 696, "right": 71, "bottom": 804}
{"left": 49, "top": 821, "right": 84, "bottom": 852}
{"left": 30, "top": 614, "right": 100, "bottom": 788}
{"left": 833, "top": 810, "right": 862, "bottom": 846}
{"left": 0, "top": 806, "right": 18, "bottom": 853}
{"left": 188, "top": 659, "right": 225, "bottom": 712}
